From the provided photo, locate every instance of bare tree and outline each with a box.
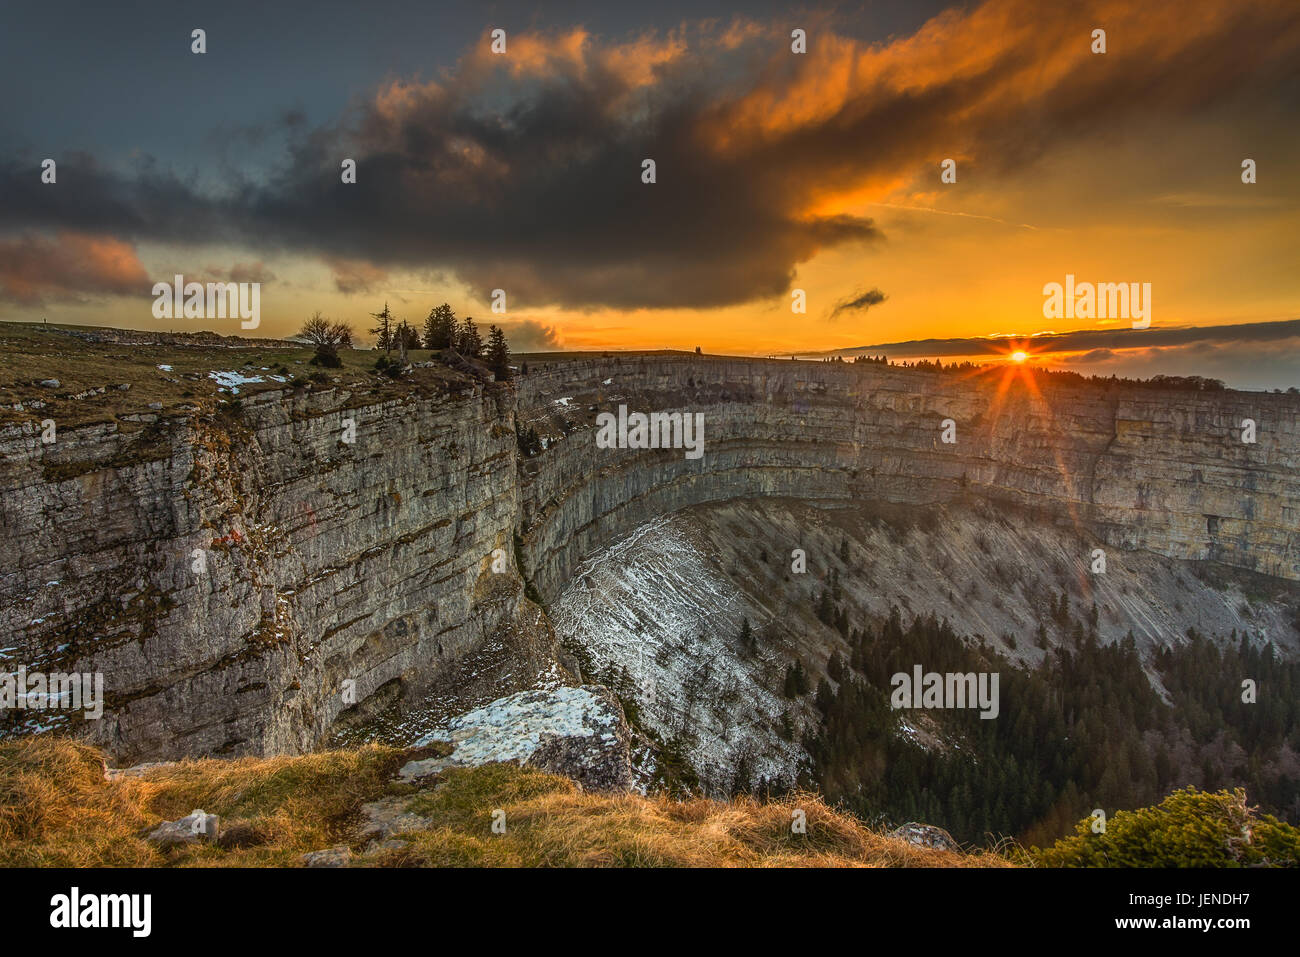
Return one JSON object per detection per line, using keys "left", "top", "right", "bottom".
{"left": 299, "top": 312, "right": 334, "bottom": 347}
{"left": 299, "top": 312, "right": 353, "bottom": 368}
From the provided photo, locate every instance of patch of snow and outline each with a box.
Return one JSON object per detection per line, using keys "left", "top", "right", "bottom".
{"left": 208, "top": 370, "right": 266, "bottom": 394}
{"left": 413, "top": 686, "right": 617, "bottom": 766}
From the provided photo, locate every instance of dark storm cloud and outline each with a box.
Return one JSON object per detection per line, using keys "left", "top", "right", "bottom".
{"left": 501, "top": 319, "right": 562, "bottom": 351}
{"left": 1075, "top": 348, "right": 1118, "bottom": 362}
{"left": 830, "top": 288, "right": 888, "bottom": 319}
{"left": 215, "top": 261, "right": 277, "bottom": 284}
{"left": 0, "top": 152, "right": 243, "bottom": 244}
{"left": 1, "top": 0, "right": 1297, "bottom": 309}
{"left": 325, "top": 258, "right": 389, "bottom": 295}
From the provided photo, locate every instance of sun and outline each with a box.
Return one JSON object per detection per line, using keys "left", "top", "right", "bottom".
{"left": 1011, "top": 351, "right": 1028, "bottom": 363}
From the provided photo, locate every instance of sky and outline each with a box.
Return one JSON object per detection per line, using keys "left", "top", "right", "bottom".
{"left": 1, "top": 0, "right": 1298, "bottom": 387}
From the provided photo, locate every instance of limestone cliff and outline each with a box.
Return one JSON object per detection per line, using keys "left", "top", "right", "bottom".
{"left": 2, "top": 354, "right": 1296, "bottom": 762}
{"left": 514, "top": 356, "right": 1298, "bottom": 598}
{"left": 1, "top": 378, "right": 525, "bottom": 761}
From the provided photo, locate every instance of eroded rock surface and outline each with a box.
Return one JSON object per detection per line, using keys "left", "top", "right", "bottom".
{"left": 2, "top": 355, "right": 1296, "bottom": 762}
{"left": 398, "top": 685, "right": 634, "bottom": 792}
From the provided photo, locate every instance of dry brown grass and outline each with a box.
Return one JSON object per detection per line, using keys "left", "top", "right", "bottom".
{"left": 0, "top": 736, "right": 1012, "bottom": 868}
{"left": 0, "top": 736, "right": 408, "bottom": 867}
{"left": 396, "top": 763, "right": 1012, "bottom": 867}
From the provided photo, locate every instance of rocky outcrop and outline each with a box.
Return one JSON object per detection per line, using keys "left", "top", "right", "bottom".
{"left": 2, "top": 354, "right": 1296, "bottom": 763}
{"left": 399, "top": 685, "right": 634, "bottom": 792}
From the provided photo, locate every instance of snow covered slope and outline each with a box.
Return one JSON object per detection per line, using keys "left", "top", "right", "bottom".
{"left": 551, "top": 496, "right": 1300, "bottom": 792}
{"left": 553, "top": 513, "right": 811, "bottom": 793}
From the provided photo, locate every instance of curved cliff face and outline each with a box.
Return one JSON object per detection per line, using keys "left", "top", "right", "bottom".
{"left": 515, "top": 356, "right": 1299, "bottom": 600}
{"left": 2, "top": 355, "right": 1297, "bottom": 762}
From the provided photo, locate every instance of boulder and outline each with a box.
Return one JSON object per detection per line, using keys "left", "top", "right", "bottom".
{"left": 888, "top": 822, "right": 961, "bottom": 852}
{"left": 147, "top": 809, "right": 219, "bottom": 848}
{"left": 300, "top": 846, "right": 351, "bottom": 867}
{"left": 399, "top": 685, "right": 634, "bottom": 792}
{"left": 357, "top": 795, "right": 434, "bottom": 843}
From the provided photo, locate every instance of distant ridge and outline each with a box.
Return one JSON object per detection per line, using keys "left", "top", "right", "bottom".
{"left": 814, "top": 317, "right": 1300, "bottom": 359}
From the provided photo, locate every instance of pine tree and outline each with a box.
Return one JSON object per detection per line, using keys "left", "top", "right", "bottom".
{"left": 457, "top": 317, "right": 482, "bottom": 357}
{"left": 369, "top": 302, "right": 395, "bottom": 352}
{"left": 422, "top": 306, "right": 437, "bottom": 350}
{"left": 815, "top": 678, "right": 835, "bottom": 716}
{"left": 392, "top": 320, "right": 419, "bottom": 354}
{"left": 816, "top": 586, "right": 835, "bottom": 624}
{"left": 423, "top": 303, "right": 457, "bottom": 350}
{"left": 486, "top": 324, "right": 512, "bottom": 381}
{"left": 783, "top": 662, "right": 810, "bottom": 698}
{"left": 827, "top": 653, "right": 844, "bottom": 682}
{"left": 795, "top": 660, "right": 810, "bottom": 695}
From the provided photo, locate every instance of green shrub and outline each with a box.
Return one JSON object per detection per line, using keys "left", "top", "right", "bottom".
{"left": 309, "top": 347, "right": 342, "bottom": 368}
{"left": 1032, "top": 787, "right": 1300, "bottom": 867}
{"left": 373, "top": 356, "right": 404, "bottom": 379}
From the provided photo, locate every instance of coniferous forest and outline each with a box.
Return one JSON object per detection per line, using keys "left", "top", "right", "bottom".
{"left": 800, "top": 608, "right": 1300, "bottom": 847}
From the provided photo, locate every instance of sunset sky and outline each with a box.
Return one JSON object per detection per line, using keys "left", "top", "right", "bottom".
{"left": 2, "top": 0, "right": 1298, "bottom": 387}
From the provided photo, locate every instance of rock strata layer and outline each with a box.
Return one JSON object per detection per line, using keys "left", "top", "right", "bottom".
{"left": 2, "top": 356, "right": 1296, "bottom": 761}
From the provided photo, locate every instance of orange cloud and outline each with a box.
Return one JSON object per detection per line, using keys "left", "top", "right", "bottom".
{"left": 0, "top": 232, "right": 149, "bottom": 304}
